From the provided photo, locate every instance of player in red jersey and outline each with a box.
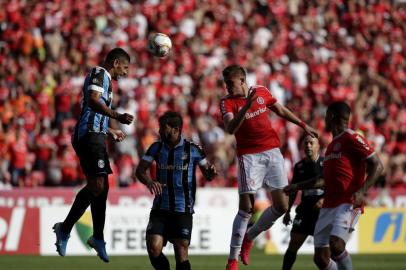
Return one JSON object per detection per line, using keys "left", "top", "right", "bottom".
{"left": 284, "top": 101, "right": 383, "bottom": 270}
{"left": 220, "top": 65, "right": 318, "bottom": 270}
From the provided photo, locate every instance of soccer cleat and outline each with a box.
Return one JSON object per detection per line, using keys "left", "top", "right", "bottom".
{"left": 87, "top": 236, "right": 109, "bottom": 263}
{"left": 240, "top": 233, "right": 254, "bottom": 265}
{"left": 53, "top": 222, "right": 70, "bottom": 256}
{"left": 226, "top": 259, "right": 238, "bottom": 270}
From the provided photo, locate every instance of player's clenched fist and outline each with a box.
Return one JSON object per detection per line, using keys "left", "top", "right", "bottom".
{"left": 117, "top": 113, "right": 134, "bottom": 124}
{"left": 205, "top": 164, "right": 217, "bottom": 181}
{"left": 146, "top": 180, "right": 164, "bottom": 195}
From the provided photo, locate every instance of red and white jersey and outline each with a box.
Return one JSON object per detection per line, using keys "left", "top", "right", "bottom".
{"left": 323, "top": 129, "right": 375, "bottom": 208}
{"left": 220, "top": 85, "right": 280, "bottom": 156}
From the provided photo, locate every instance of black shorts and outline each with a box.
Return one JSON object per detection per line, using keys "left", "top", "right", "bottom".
{"left": 72, "top": 132, "right": 112, "bottom": 177}
{"left": 291, "top": 209, "right": 320, "bottom": 236}
{"left": 146, "top": 210, "right": 193, "bottom": 244}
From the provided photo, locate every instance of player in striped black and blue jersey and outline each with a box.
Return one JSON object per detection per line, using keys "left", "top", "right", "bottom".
{"left": 136, "top": 111, "right": 217, "bottom": 270}
{"left": 52, "top": 48, "right": 134, "bottom": 263}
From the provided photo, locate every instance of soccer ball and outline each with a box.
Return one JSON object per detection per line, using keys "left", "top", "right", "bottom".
{"left": 147, "top": 33, "right": 172, "bottom": 57}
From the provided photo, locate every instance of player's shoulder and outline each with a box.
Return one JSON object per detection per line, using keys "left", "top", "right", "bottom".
{"left": 90, "top": 66, "right": 111, "bottom": 80}
{"left": 188, "top": 140, "right": 205, "bottom": 155}
{"left": 189, "top": 140, "right": 204, "bottom": 151}
{"left": 220, "top": 94, "right": 235, "bottom": 102}
{"left": 146, "top": 141, "right": 163, "bottom": 154}
{"left": 251, "top": 85, "right": 271, "bottom": 95}
{"left": 342, "top": 129, "right": 368, "bottom": 142}
{"left": 294, "top": 159, "right": 306, "bottom": 169}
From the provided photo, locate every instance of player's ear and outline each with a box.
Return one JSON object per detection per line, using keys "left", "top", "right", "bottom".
{"left": 113, "top": 59, "right": 120, "bottom": 67}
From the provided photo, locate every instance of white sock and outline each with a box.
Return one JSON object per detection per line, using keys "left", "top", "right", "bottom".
{"left": 334, "top": 250, "right": 352, "bottom": 270}
{"left": 324, "top": 259, "right": 338, "bottom": 270}
{"left": 228, "top": 210, "right": 251, "bottom": 260}
{"left": 247, "top": 206, "right": 283, "bottom": 241}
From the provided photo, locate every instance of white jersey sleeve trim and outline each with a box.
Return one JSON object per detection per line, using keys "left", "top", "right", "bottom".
{"left": 88, "top": 84, "right": 104, "bottom": 93}
{"left": 142, "top": 155, "right": 154, "bottom": 163}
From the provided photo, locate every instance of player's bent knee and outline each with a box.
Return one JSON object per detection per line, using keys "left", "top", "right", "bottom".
{"left": 87, "top": 176, "right": 106, "bottom": 196}
{"left": 329, "top": 236, "right": 345, "bottom": 255}
{"left": 174, "top": 242, "right": 189, "bottom": 261}
{"left": 147, "top": 242, "right": 163, "bottom": 257}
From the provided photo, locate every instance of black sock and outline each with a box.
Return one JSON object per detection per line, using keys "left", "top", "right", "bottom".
{"left": 62, "top": 187, "right": 94, "bottom": 233}
{"left": 91, "top": 180, "right": 109, "bottom": 240}
{"left": 150, "top": 253, "right": 170, "bottom": 270}
{"left": 176, "top": 260, "right": 191, "bottom": 270}
{"left": 282, "top": 249, "right": 297, "bottom": 270}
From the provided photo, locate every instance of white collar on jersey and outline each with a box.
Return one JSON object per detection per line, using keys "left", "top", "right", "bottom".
{"left": 333, "top": 128, "right": 352, "bottom": 140}
{"left": 96, "top": 66, "right": 112, "bottom": 80}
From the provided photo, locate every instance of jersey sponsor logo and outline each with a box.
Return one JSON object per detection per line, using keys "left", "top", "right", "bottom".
{"left": 98, "top": 159, "right": 105, "bottom": 168}
{"left": 157, "top": 163, "right": 189, "bottom": 171}
{"left": 257, "top": 96, "right": 265, "bottom": 104}
{"left": 324, "top": 152, "right": 342, "bottom": 161}
{"left": 245, "top": 107, "right": 267, "bottom": 119}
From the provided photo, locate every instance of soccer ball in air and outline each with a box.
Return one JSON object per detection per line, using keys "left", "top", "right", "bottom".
{"left": 147, "top": 33, "right": 172, "bottom": 57}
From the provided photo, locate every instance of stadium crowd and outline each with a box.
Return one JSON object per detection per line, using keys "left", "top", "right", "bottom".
{"left": 0, "top": 0, "right": 405, "bottom": 192}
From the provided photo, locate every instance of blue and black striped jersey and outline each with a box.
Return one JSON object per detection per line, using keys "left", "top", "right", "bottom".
{"left": 142, "top": 138, "right": 207, "bottom": 214}
{"left": 74, "top": 66, "right": 113, "bottom": 139}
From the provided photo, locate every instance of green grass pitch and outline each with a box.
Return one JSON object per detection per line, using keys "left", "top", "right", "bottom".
{"left": 2, "top": 250, "right": 406, "bottom": 270}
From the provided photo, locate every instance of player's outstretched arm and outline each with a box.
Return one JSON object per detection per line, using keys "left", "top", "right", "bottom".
{"left": 223, "top": 89, "right": 257, "bottom": 134}
{"left": 270, "top": 103, "right": 318, "bottom": 138}
{"left": 88, "top": 90, "right": 134, "bottom": 124}
{"left": 199, "top": 163, "right": 217, "bottom": 181}
{"left": 284, "top": 177, "right": 324, "bottom": 194}
{"left": 353, "top": 154, "right": 383, "bottom": 207}
{"left": 135, "top": 159, "right": 163, "bottom": 195}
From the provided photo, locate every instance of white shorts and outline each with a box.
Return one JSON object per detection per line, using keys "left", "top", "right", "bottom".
{"left": 237, "top": 148, "right": 288, "bottom": 194}
{"left": 313, "top": 203, "right": 362, "bottom": 247}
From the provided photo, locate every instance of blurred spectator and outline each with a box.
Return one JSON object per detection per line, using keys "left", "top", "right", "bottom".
{"left": 0, "top": 0, "right": 405, "bottom": 191}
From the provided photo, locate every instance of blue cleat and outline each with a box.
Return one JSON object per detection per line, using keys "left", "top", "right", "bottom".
{"left": 87, "top": 236, "right": 109, "bottom": 263}
{"left": 52, "top": 222, "right": 70, "bottom": 256}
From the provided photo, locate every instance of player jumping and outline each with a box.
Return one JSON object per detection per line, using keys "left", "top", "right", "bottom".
{"left": 220, "top": 64, "right": 318, "bottom": 270}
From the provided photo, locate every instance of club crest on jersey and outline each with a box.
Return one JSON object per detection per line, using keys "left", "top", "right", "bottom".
{"left": 97, "top": 159, "right": 105, "bottom": 168}
{"left": 92, "top": 78, "right": 99, "bottom": 84}
{"left": 333, "top": 143, "right": 341, "bottom": 151}
{"left": 257, "top": 96, "right": 265, "bottom": 104}
{"left": 182, "top": 153, "right": 188, "bottom": 160}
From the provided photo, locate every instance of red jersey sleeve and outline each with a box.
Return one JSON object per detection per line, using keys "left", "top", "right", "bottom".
{"left": 220, "top": 97, "right": 234, "bottom": 117}
{"left": 348, "top": 132, "right": 375, "bottom": 160}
